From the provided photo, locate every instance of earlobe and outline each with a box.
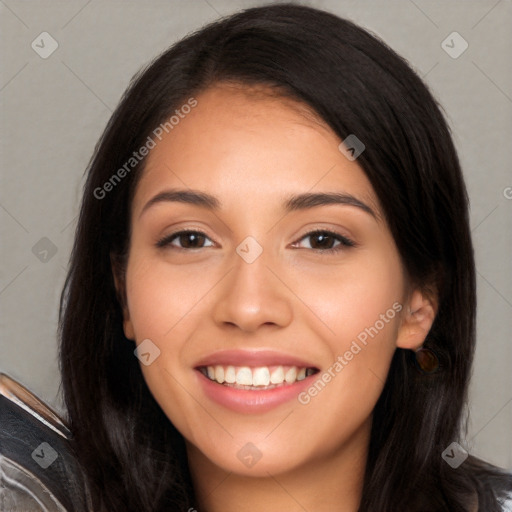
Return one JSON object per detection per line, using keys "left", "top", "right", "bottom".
{"left": 119, "top": 293, "right": 135, "bottom": 342}
{"left": 396, "top": 288, "right": 437, "bottom": 351}
{"left": 110, "top": 254, "right": 135, "bottom": 341}
{"left": 122, "top": 317, "right": 135, "bottom": 341}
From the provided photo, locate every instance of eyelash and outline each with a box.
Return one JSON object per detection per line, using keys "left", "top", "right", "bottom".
{"left": 156, "top": 228, "right": 356, "bottom": 254}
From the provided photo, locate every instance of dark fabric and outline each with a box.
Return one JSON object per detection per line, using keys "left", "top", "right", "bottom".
{"left": 0, "top": 395, "right": 89, "bottom": 512}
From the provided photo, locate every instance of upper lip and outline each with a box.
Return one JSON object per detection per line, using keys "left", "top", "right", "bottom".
{"left": 194, "top": 349, "right": 319, "bottom": 369}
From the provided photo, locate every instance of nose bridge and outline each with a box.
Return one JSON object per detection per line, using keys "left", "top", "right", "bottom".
{"left": 211, "top": 236, "right": 293, "bottom": 331}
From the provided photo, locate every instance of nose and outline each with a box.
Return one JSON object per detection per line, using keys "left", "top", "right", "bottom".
{"left": 211, "top": 243, "right": 294, "bottom": 333}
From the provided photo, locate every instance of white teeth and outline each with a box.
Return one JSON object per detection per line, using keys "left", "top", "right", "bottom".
{"left": 214, "top": 366, "right": 225, "bottom": 384}
{"left": 236, "top": 367, "right": 253, "bottom": 386}
{"left": 224, "top": 365, "right": 236, "bottom": 384}
{"left": 252, "top": 367, "right": 270, "bottom": 386}
{"left": 204, "top": 364, "right": 316, "bottom": 387}
{"left": 270, "top": 366, "right": 285, "bottom": 384}
{"left": 285, "top": 367, "right": 297, "bottom": 383}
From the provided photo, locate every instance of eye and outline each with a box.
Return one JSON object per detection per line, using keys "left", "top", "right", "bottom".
{"left": 292, "top": 229, "right": 356, "bottom": 253}
{"left": 156, "top": 228, "right": 355, "bottom": 253}
{"left": 156, "top": 230, "right": 214, "bottom": 250}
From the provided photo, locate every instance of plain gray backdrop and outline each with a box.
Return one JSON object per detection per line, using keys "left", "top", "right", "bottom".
{"left": 1, "top": 0, "right": 511, "bottom": 469}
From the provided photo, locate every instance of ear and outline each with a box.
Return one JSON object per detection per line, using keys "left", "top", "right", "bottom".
{"left": 110, "top": 253, "right": 135, "bottom": 341}
{"left": 396, "top": 288, "right": 437, "bottom": 351}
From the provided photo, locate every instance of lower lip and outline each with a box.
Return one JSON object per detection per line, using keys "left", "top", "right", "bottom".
{"left": 195, "top": 370, "right": 314, "bottom": 414}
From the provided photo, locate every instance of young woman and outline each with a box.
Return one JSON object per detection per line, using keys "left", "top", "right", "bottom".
{"left": 58, "top": 3, "right": 512, "bottom": 511}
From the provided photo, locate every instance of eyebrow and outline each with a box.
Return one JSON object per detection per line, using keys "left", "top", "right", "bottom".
{"left": 139, "top": 188, "right": 378, "bottom": 219}
{"left": 284, "top": 191, "right": 377, "bottom": 219}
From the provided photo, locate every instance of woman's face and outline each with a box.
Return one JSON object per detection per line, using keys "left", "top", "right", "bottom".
{"left": 118, "top": 83, "right": 434, "bottom": 478}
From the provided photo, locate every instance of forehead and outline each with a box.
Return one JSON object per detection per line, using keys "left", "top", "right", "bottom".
{"left": 132, "top": 83, "right": 380, "bottom": 217}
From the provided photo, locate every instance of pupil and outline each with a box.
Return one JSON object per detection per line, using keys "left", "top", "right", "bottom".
{"left": 182, "top": 233, "right": 204, "bottom": 248}
{"left": 313, "top": 233, "right": 332, "bottom": 249}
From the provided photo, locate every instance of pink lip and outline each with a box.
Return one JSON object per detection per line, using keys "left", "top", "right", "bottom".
{"left": 195, "top": 369, "right": 315, "bottom": 414}
{"left": 193, "top": 349, "right": 318, "bottom": 369}
{"left": 193, "top": 350, "right": 320, "bottom": 413}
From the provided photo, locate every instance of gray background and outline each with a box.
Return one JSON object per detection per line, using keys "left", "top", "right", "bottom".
{"left": 1, "top": 0, "right": 511, "bottom": 468}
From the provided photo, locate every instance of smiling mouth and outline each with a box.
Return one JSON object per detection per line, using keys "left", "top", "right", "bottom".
{"left": 197, "top": 364, "right": 320, "bottom": 390}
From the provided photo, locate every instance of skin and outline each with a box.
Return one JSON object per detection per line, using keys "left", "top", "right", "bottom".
{"left": 114, "top": 83, "right": 437, "bottom": 512}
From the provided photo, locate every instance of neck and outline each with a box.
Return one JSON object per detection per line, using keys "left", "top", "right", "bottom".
{"left": 186, "top": 417, "right": 371, "bottom": 512}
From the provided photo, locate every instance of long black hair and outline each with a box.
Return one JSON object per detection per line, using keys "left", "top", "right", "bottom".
{"left": 58, "top": 3, "right": 512, "bottom": 511}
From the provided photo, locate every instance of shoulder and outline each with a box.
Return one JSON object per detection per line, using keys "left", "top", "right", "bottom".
{"left": 479, "top": 467, "right": 512, "bottom": 512}
{"left": 0, "top": 373, "right": 91, "bottom": 512}
{"left": 491, "top": 469, "right": 512, "bottom": 512}
{"left": 462, "top": 455, "right": 512, "bottom": 512}
{"left": 500, "top": 489, "right": 512, "bottom": 512}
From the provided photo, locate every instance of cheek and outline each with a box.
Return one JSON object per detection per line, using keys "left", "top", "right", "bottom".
{"left": 294, "top": 250, "right": 404, "bottom": 420}
{"left": 123, "top": 256, "right": 210, "bottom": 435}
{"left": 124, "top": 254, "right": 213, "bottom": 340}
{"left": 300, "top": 253, "right": 404, "bottom": 348}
